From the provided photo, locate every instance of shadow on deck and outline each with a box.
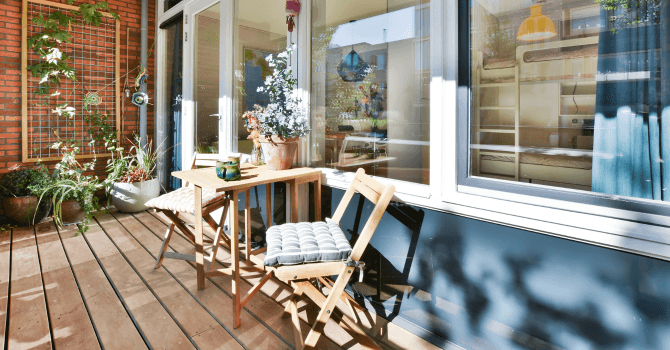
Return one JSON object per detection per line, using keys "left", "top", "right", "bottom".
{"left": 0, "top": 210, "right": 441, "bottom": 350}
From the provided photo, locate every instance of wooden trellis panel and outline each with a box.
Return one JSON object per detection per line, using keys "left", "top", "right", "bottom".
{"left": 21, "top": 0, "right": 120, "bottom": 162}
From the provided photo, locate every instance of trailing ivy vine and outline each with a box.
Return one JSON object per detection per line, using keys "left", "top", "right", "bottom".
{"left": 27, "top": 0, "right": 119, "bottom": 119}
{"left": 25, "top": 0, "right": 119, "bottom": 233}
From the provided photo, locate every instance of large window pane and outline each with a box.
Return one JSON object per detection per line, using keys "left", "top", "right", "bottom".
{"left": 311, "top": 0, "right": 431, "bottom": 185}
{"left": 194, "top": 3, "right": 220, "bottom": 153}
{"left": 469, "top": 0, "right": 670, "bottom": 202}
{"left": 233, "top": 0, "right": 286, "bottom": 154}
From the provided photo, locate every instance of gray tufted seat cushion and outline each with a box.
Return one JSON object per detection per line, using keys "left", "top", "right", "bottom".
{"left": 145, "top": 187, "right": 225, "bottom": 214}
{"left": 263, "top": 219, "right": 352, "bottom": 266}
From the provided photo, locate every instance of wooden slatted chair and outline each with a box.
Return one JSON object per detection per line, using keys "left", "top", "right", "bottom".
{"left": 252, "top": 168, "right": 395, "bottom": 349}
{"left": 148, "top": 152, "right": 231, "bottom": 269}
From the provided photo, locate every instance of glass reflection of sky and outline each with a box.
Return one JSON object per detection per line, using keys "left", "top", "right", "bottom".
{"left": 328, "top": 6, "right": 416, "bottom": 48}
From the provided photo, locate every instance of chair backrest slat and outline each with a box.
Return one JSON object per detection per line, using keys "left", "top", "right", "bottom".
{"left": 329, "top": 169, "right": 395, "bottom": 261}
{"left": 356, "top": 171, "right": 385, "bottom": 195}
{"left": 194, "top": 159, "right": 218, "bottom": 167}
{"left": 350, "top": 183, "right": 394, "bottom": 261}
{"left": 184, "top": 152, "right": 225, "bottom": 187}
{"left": 353, "top": 179, "right": 380, "bottom": 204}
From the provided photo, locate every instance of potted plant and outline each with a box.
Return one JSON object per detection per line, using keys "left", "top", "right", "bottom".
{"left": 0, "top": 166, "right": 52, "bottom": 226}
{"left": 84, "top": 110, "right": 161, "bottom": 213}
{"left": 255, "top": 48, "right": 310, "bottom": 170}
{"left": 105, "top": 135, "right": 161, "bottom": 213}
{"left": 31, "top": 143, "right": 102, "bottom": 233}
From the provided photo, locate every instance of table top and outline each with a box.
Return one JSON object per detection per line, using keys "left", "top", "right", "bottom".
{"left": 172, "top": 163, "right": 322, "bottom": 192}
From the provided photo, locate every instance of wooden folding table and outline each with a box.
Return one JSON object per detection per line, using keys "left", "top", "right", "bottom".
{"left": 171, "top": 163, "right": 322, "bottom": 328}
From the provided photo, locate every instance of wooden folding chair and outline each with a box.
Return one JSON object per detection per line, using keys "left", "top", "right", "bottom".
{"left": 148, "top": 152, "right": 232, "bottom": 269}
{"left": 252, "top": 168, "right": 395, "bottom": 349}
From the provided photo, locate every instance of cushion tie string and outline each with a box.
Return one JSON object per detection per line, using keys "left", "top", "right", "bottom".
{"left": 345, "top": 258, "right": 366, "bottom": 283}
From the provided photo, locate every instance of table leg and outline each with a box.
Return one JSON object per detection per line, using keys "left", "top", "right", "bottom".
{"left": 315, "top": 175, "right": 322, "bottom": 221}
{"left": 265, "top": 183, "right": 272, "bottom": 229}
{"left": 195, "top": 185, "right": 205, "bottom": 290}
{"left": 230, "top": 190, "right": 241, "bottom": 328}
{"left": 290, "top": 180, "right": 299, "bottom": 223}
{"left": 244, "top": 189, "right": 251, "bottom": 262}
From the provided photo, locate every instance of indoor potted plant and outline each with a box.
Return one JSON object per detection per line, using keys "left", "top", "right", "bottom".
{"left": 0, "top": 166, "right": 52, "bottom": 226}
{"left": 32, "top": 142, "right": 102, "bottom": 233}
{"left": 255, "top": 48, "right": 310, "bottom": 170}
{"left": 105, "top": 134, "right": 161, "bottom": 213}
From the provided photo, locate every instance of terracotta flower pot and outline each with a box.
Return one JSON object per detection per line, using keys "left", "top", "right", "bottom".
{"left": 60, "top": 198, "right": 87, "bottom": 225}
{"left": 3, "top": 196, "right": 51, "bottom": 226}
{"left": 259, "top": 135, "right": 299, "bottom": 171}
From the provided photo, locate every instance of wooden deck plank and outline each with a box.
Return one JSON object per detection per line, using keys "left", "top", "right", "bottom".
{"left": 34, "top": 221, "right": 100, "bottom": 349}
{"left": 0, "top": 229, "right": 12, "bottom": 349}
{"left": 7, "top": 226, "right": 51, "bottom": 350}
{"left": 93, "top": 212, "right": 245, "bottom": 350}
{"left": 56, "top": 223, "right": 147, "bottom": 349}
{"left": 84, "top": 218, "right": 195, "bottom": 349}
{"left": 140, "top": 210, "right": 353, "bottom": 350}
{"left": 111, "top": 211, "right": 296, "bottom": 350}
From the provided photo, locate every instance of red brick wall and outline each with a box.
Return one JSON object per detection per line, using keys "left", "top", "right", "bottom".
{"left": 0, "top": 0, "right": 156, "bottom": 173}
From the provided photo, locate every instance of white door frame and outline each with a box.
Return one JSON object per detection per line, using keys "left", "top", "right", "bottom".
{"left": 182, "top": 0, "right": 233, "bottom": 172}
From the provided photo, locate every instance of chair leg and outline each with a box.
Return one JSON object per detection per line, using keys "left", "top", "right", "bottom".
{"left": 319, "top": 276, "right": 358, "bottom": 319}
{"left": 297, "top": 280, "right": 381, "bottom": 350}
{"left": 289, "top": 292, "right": 304, "bottom": 349}
{"left": 283, "top": 283, "right": 304, "bottom": 318}
{"left": 207, "top": 198, "right": 230, "bottom": 271}
{"left": 154, "top": 222, "right": 176, "bottom": 269}
{"left": 302, "top": 267, "right": 354, "bottom": 349}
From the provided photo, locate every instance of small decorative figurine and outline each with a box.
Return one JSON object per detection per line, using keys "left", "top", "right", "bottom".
{"left": 131, "top": 91, "right": 149, "bottom": 107}
{"left": 286, "top": 0, "right": 300, "bottom": 32}
{"left": 135, "top": 64, "right": 148, "bottom": 89}
{"left": 84, "top": 92, "right": 102, "bottom": 107}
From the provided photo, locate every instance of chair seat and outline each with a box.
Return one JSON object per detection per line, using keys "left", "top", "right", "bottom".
{"left": 145, "top": 187, "right": 226, "bottom": 214}
{"left": 264, "top": 220, "right": 352, "bottom": 267}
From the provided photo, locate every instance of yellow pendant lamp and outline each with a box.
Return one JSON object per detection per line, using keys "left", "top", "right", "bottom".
{"left": 517, "top": 4, "right": 557, "bottom": 41}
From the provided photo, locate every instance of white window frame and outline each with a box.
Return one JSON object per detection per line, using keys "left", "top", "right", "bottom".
{"left": 155, "top": 0, "right": 186, "bottom": 189}
{"left": 302, "top": 0, "right": 670, "bottom": 262}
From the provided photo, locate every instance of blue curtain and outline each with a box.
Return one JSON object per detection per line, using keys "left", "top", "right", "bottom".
{"left": 592, "top": 1, "right": 670, "bottom": 200}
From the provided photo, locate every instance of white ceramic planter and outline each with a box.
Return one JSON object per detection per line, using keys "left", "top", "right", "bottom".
{"left": 111, "top": 178, "right": 160, "bottom": 213}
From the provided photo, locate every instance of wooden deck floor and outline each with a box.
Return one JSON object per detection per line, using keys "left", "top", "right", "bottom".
{"left": 0, "top": 210, "right": 441, "bottom": 350}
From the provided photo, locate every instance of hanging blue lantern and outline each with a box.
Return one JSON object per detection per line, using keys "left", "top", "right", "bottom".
{"left": 337, "top": 49, "right": 370, "bottom": 82}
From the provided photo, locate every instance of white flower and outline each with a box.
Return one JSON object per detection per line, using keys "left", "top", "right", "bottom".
{"left": 45, "top": 48, "right": 62, "bottom": 64}
{"left": 53, "top": 105, "right": 76, "bottom": 117}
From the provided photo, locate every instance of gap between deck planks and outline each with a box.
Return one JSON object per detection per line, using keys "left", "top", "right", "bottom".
{"left": 34, "top": 222, "right": 99, "bottom": 349}
{"left": 0, "top": 227, "right": 11, "bottom": 349}
{"left": 7, "top": 226, "right": 51, "bottom": 350}
{"left": 0, "top": 210, "right": 441, "bottom": 350}
{"left": 92, "top": 212, "right": 248, "bottom": 350}
{"left": 138, "top": 210, "right": 381, "bottom": 350}
{"left": 101, "top": 211, "right": 296, "bottom": 350}
{"left": 145, "top": 209, "right": 443, "bottom": 350}
{"left": 131, "top": 211, "right": 346, "bottom": 350}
